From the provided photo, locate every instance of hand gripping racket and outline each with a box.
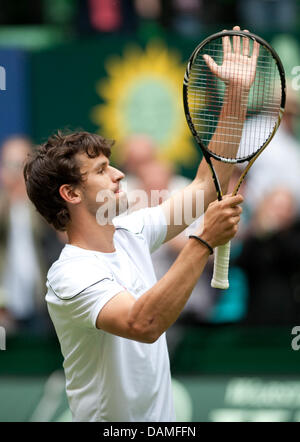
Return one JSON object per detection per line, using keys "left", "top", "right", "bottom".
{"left": 183, "top": 29, "right": 286, "bottom": 289}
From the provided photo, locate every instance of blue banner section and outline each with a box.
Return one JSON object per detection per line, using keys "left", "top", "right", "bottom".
{"left": 0, "top": 49, "right": 30, "bottom": 146}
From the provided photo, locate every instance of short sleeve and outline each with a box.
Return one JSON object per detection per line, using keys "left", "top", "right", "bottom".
{"left": 114, "top": 206, "right": 167, "bottom": 253}
{"left": 58, "top": 278, "right": 124, "bottom": 329}
{"left": 46, "top": 256, "right": 125, "bottom": 329}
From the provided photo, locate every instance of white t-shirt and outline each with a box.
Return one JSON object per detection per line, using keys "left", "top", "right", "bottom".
{"left": 46, "top": 206, "right": 175, "bottom": 422}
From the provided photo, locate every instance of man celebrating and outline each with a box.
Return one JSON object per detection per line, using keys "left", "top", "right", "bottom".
{"left": 24, "top": 26, "right": 250, "bottom": 422}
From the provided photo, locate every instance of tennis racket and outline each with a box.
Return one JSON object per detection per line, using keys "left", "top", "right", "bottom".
{"left": 183, "top": 28, "right": 286, "bottom": 289}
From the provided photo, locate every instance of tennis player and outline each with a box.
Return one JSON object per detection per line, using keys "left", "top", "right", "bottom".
{"left": 24, "top": 27, "right": 249, "bottom": 422}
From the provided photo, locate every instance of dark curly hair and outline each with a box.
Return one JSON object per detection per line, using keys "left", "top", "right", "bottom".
{"left": 24, "top": 131, "right": 113, "bottom": 231}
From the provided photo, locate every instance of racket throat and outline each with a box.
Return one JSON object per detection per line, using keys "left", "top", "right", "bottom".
{"left": 207, "top": 159, "right": 223, "bottom": 201}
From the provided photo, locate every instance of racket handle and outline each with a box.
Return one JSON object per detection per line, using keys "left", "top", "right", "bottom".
{"left": 211, "top": 241, "right": 231, "bottom": 289}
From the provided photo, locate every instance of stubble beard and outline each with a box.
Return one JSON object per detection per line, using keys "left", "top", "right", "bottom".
{"left": 93, "top": 189, "right": 129, "bottom": 225}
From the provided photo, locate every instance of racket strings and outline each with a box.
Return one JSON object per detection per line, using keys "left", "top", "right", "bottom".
{"left": 187, "top": 37, "right": 282, "bottom": 161}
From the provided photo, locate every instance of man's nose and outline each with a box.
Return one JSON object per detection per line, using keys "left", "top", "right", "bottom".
{"left": 110, "top": 166, "right": 125, "bottom": 182}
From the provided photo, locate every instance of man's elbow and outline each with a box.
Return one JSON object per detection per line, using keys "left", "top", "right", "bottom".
{"left": 140, "top": 333, "right": 159, "bottom": 344}
{"left": 127, "top": 319, "right": 161, "bottom": 344}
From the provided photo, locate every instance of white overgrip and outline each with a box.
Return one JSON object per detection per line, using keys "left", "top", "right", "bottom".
{"left": 211, "top": 241, "right": 231, "bottom": 289}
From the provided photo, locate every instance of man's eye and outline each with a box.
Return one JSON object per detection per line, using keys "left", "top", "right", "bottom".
{"left": 98, "top": 169, "right": 104, "bottom": 174}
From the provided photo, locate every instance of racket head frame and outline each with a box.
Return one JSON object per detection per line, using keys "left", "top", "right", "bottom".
{"left": 183, "top": 29, "right": 286, "bottom": 170}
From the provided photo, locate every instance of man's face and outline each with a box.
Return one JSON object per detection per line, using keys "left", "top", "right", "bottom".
{"left": 0, "top": 139, "right": 31, "bottom": 197}
{"left": 76, "top": 153, "right": 127, "bottom": 223}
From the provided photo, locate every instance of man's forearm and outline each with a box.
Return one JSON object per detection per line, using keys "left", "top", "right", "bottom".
{"left": 162, "top": 84, "right": 249, "bottom": 243}
{"left": 127, "top": 239, "right": 210, "bottom": 342}
{"left": 195, "top": 85, "right": 249, "bottom": 195}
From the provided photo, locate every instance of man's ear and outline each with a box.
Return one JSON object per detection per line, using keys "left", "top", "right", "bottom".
{"left": 59, "top": 184, "right": 81, "bottom": 205}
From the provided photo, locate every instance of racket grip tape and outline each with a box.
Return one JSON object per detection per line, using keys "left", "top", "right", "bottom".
{"left": 211, "top": 241, "right": 231, "bottom": 289}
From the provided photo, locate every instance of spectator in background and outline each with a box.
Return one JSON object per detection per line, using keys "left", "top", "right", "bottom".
{"left": 77, "top": 0, "right": 165, "bottom": 38}
{"left": 119, "top": 134, "right": 157, "bottom": 194}
{"left": 132, "top": 0, "right": 165, "bottom": 40}
{"left": 169, "top": 0, "right": 203, "bottom": 37}
{"left": 120, "top": 134, "right": 190, "bottom": 204}
{"left": 0, "top": 136, "right": 64, "bottom": 334}
{"left": 216, "top": 85, "right": 300, "bottom": 326}
{"left": 236, "top": 187, "right": 300, "bottom": 325}
{"left": 77, "top": 0, "right": 138, "bottom": 35}
{"left": 237, "top": 0, "right": 297, "bottom": 32}
{"left": 160, "top": 0, "right": 239, "bottom": 34}
{"left": 244, "top": 83, "right": 300, "bottom": 216}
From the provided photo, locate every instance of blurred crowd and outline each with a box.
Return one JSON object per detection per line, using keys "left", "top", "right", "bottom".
{"left": 0, "top": 0, "right": 299, "bottom": 38}
{"left": 0, "top": 136, "right": 65, "bottom": 335}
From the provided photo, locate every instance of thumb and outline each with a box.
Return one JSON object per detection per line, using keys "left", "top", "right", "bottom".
{"left": 203, "top": 54, "right": 219, "bottom": 76}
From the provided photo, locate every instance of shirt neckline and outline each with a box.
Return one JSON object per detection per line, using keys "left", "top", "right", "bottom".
{"left": 65, "top": 243, "right": 118, "bottom": 257}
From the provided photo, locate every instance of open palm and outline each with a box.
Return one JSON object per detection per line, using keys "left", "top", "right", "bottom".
{"left": 203, "top": 27, "right": 260, "bottom": 91}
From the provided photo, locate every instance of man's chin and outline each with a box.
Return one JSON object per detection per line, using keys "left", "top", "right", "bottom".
{"left": 95, "top": 191, "right": 129, "bottom": 226}
{"left": 115, "top": 191, "right": 129, "bottom": 216}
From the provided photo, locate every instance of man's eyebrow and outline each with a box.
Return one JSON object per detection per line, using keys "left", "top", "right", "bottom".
{"left": 93, "top": 159, "right": 109, "bottom": 170}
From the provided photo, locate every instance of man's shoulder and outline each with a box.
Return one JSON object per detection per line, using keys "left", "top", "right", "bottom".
{"left": 46, "top": 247, "right": 113, "bottom": 300}
{"left": 113, "top": 210, "right": 145, "bottom": 235}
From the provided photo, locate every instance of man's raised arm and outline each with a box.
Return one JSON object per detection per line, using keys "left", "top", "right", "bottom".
{"left": 161, "top": 25, "right": 259, "bottom": 242}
